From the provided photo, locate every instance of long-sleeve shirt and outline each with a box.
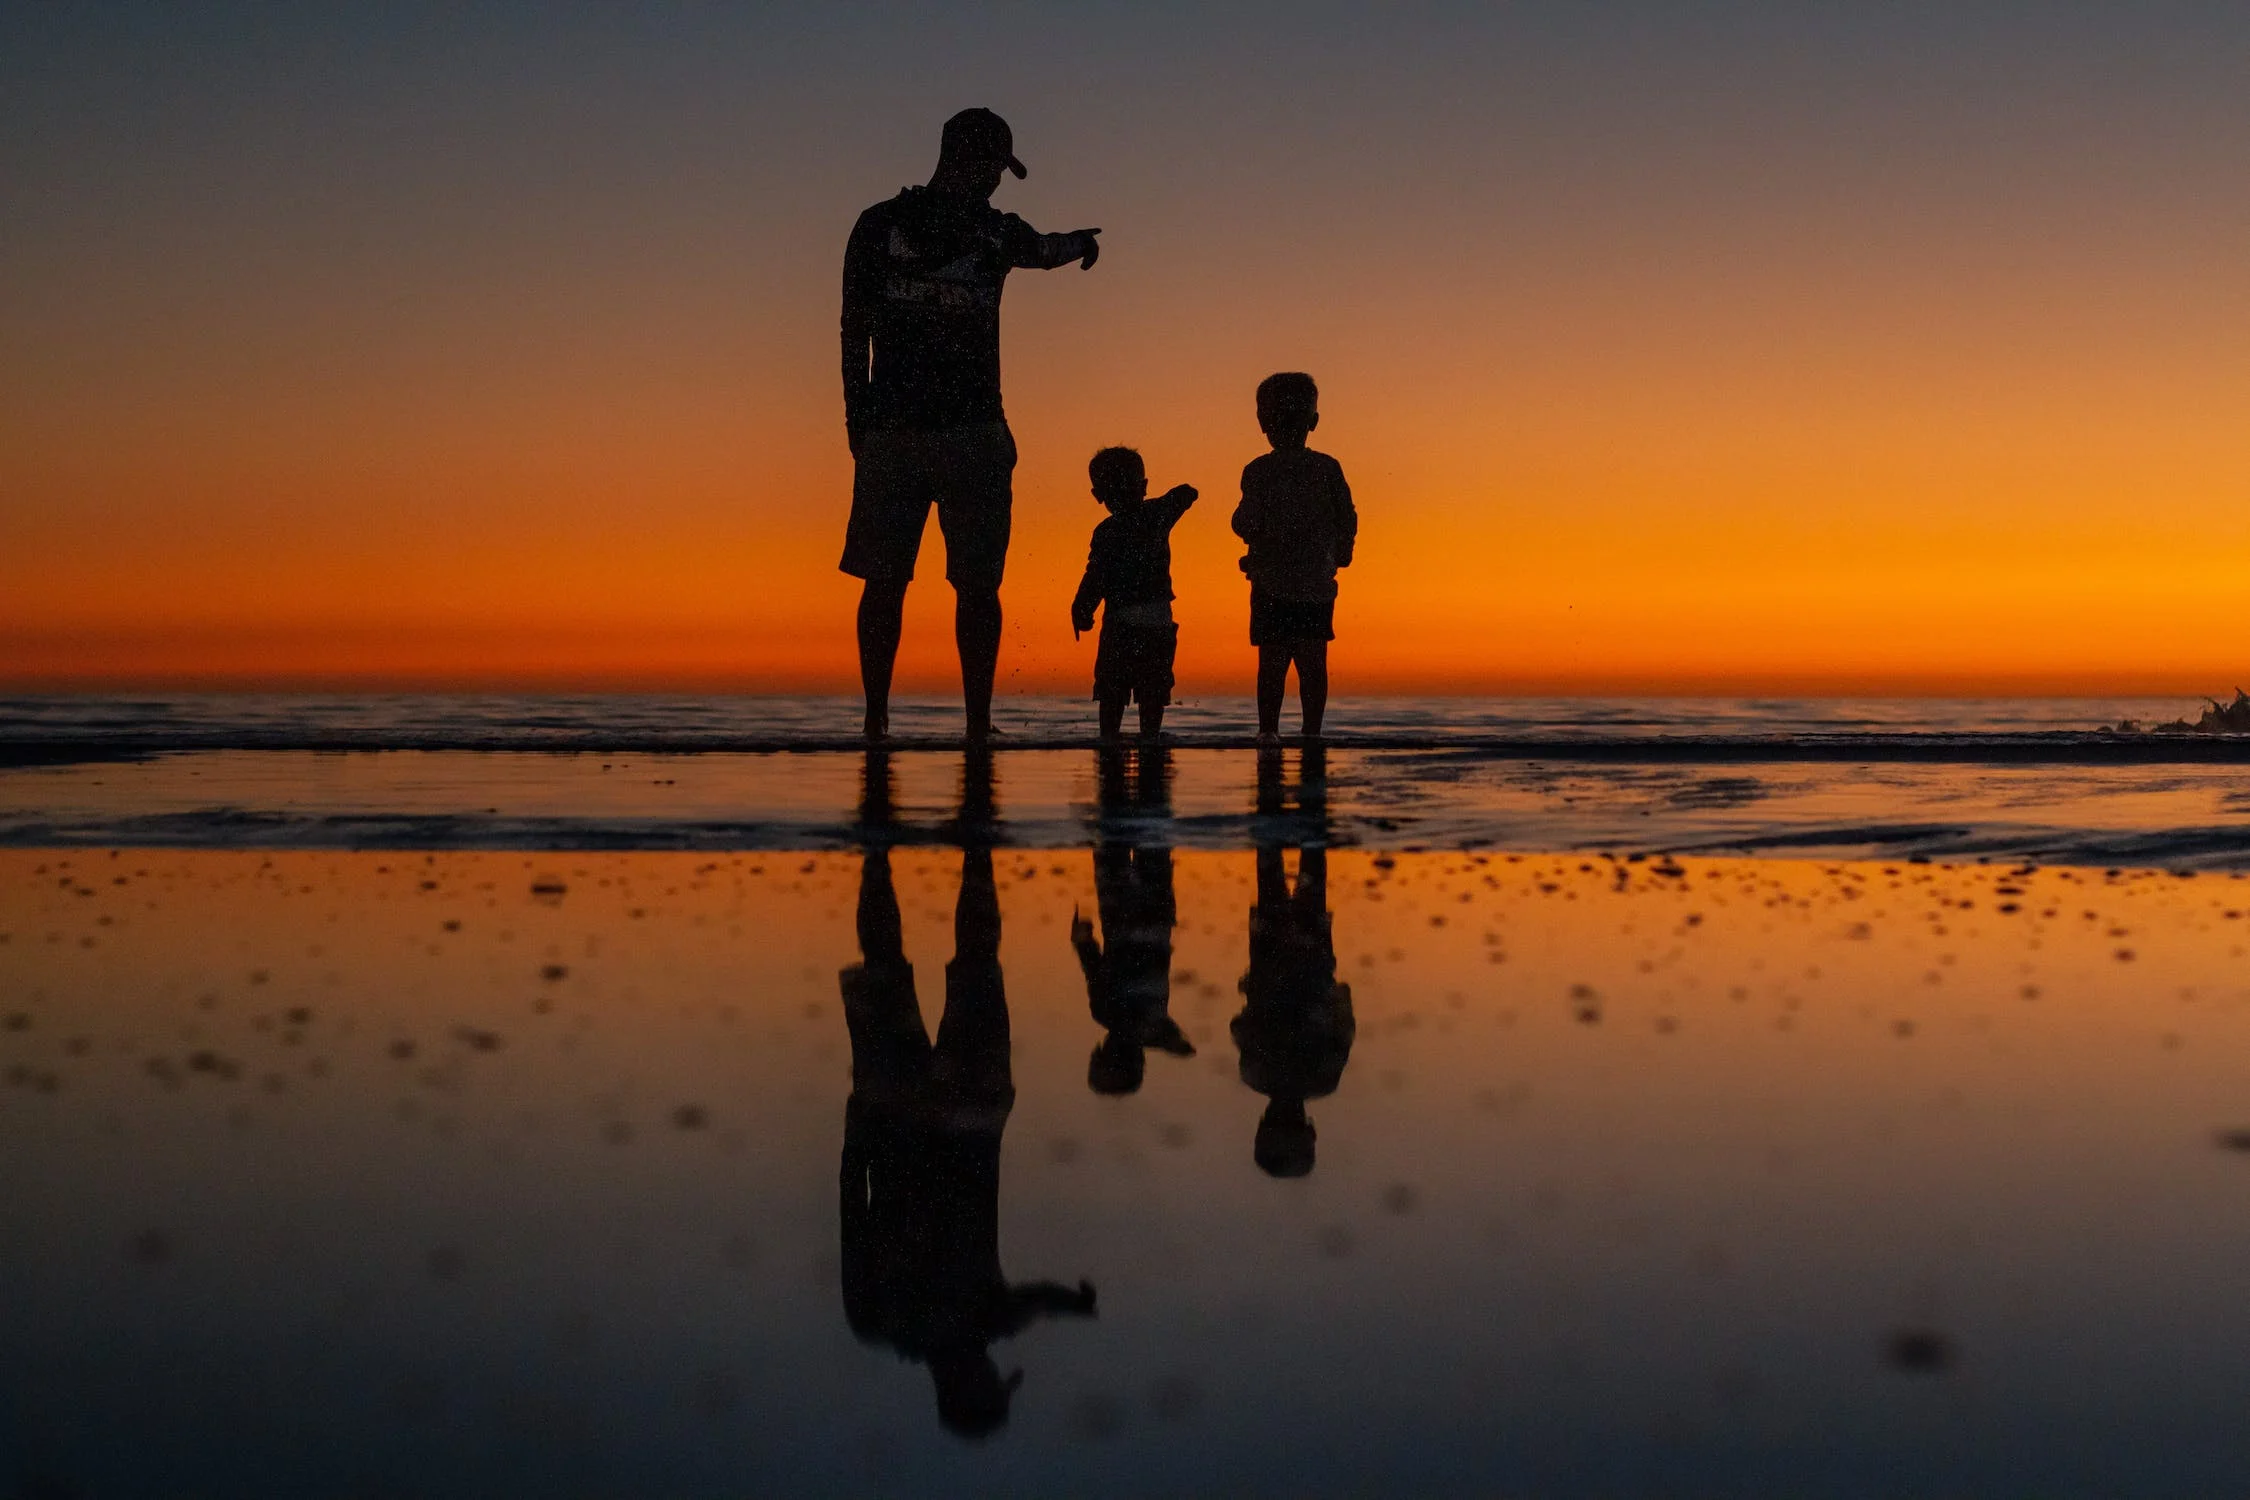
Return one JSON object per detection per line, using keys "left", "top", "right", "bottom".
{"left": 1234, "top": 862, "right": 1355, "bottom": 1104}
{"left": 1072, "top": 490, "right": 1196, "bottom": 625}
{"left": 1230, "top": 447, "right": 1358, "bottom": 602}
{"left": 842, "top": 186, "right": 1093, "bottom": 434}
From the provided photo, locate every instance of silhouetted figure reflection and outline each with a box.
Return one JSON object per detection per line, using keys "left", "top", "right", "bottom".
{"left": 855, "top": 748, "right": 900, "bottom": 841}
{"left": 1096, "top": 741, "right": 1174, "bottom": 826}
{"left": 1075, "top": 880, "right": 1188, "bottom": 1098}
{"left": 839, "top": 845, "right": 1095, "bottom": 1438}
{"left": 1254, "top": 742, "right": 1330, "bottom": 824}
{"left": 1073, "top": 747, "right": 1190, "bottom": 1093}
{"left": 950, "top": 747, "right": 999, "bottom": 844}
{"left": 1235, "top": 749, "right": 1353, "bottom": 1176}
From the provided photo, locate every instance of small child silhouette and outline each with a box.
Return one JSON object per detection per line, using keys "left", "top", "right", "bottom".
{"left": 1231, "top": 374, "right": 1357, "bottom": 742}
{"left": 1072, "top": 447, "right": 1197, "bottom": 741}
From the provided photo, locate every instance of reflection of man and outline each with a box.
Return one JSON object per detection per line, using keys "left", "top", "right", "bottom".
{"left": 839, "top": 846, "right": 1095, "bottom": 1439}
{"left": 1073, "top": 841, "right": 1192, "bottom": 1096}
{"left": 841, "top": 108, "right": 1104, "bottom": 744}
{"left": 1233, "top": 844, "right": 1355, "bottom": 1177}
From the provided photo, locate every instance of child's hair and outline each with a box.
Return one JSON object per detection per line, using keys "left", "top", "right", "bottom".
{"left": 1087, "top": 445, "right": 1144, "bottom": 498}
{"left": 1253, "top": 1100, "right": 1317, "bottom": 1177}
{"left": 1255, "top": 372, "right": 1319, "bottom": 428}
{"left": 1087, "top": 1036, "right": 1145, "bottom": 1096}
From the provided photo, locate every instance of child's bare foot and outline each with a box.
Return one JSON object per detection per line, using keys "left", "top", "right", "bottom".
{"left": 1255, "top": 729, "right": 1283, "bottom": 749}
{"left": 863, "top": 707, "right": 889, "bottom": 743}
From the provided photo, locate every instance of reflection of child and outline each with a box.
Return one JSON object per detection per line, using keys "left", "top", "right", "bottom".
{"left": 1072, "top": 447, "right": 1197, "bottom": 741}
{"left": 1231, "top": 373, "right": 1357, "bottom": 743}
{"left": 1232, "top": 845, "right": 1355, "bottom": 1177}
{"left": 1072, "top": 844, "right": 1194, "bottom": 1095}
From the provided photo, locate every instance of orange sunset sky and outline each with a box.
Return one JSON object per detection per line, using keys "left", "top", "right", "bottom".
{"left": 4, "top": 5, "right": 2247, "bottom": 695}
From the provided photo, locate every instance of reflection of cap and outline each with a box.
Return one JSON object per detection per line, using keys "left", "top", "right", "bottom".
{"left": 1254, "top": 1100, "right": 1317, "bottom": 1178}
{"left": 932, "top": 1349, "right": 1019, "bottom": 1439}
{"left": 942, "top": 107, "right": 1027, "bottom": 179}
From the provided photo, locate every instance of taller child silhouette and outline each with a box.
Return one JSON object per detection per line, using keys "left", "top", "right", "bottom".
{"left": 840, "top": 108, "right": 1103, "bottom": 744}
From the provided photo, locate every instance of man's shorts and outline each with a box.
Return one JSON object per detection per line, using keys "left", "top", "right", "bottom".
{"left": 1249, "top": 589, "right": 1335, "bottom": 647}
{"left": 840, "top": 422, "right": 1016, "bottom": 591}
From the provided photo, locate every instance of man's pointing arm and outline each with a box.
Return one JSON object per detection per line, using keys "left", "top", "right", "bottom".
{"left": 1003, "top": 214, "right": 1102, "bottom": 270}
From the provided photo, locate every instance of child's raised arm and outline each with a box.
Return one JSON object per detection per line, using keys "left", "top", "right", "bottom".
{"left": 1156, "top": 483, "right": 1198, "bottom": 528}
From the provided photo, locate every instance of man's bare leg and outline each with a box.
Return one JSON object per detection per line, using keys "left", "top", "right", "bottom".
{"left": 1098, "top": 692, "right": 1127, "bottom": 742}
{"left": 1256, "top": 646, "right": 1290, "bottom": 740}
{"left": 957, "top": 586, "right": 1003, "bottom": 743}
{"left": 1298, "top": 640, "right": 1329, "bottom": 738}
{"left": 856, "top": 578, "right": 909, "bottom": 741}
{"left": 1138, "top": 694, "right": 1165, "bottom": 739}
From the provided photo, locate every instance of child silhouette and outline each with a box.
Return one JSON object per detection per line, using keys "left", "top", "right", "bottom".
{"left": 1072, "top": 447, "right": 1197, "bottom": 741}
{"left": 1231, "top": 373, "right": 1357, "bottom": 742}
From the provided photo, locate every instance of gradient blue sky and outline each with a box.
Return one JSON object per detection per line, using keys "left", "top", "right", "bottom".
{"left": 6, "top": 3, "right": 2247, "bottom": 689}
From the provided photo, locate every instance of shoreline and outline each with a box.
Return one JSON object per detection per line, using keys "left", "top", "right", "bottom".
{"left": 8, "top": 730, "right": 2250, "bottom": 768}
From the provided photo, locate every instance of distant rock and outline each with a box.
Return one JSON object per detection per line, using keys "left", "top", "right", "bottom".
{"left": 2115, "top": 689, "right": 2250, "bottom": 736}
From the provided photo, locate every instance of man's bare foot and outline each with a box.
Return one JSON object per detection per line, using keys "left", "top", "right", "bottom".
{"left": 1255, "top": 729, "right": 1283, "bottom": 749}
{"left": 863, "top": 708, "right": 889, "bottom": 743}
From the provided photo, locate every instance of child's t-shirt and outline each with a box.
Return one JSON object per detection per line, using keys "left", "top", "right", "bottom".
{"left": 1073, "top": 491, "right": 1195, "bottom": 628}
{"left": 1230, "top": 448, "right": 1357, "bottom": 602}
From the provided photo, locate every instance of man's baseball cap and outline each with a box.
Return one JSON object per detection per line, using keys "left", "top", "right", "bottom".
{"left": 941, "top": 107, "right": 1027, "bottom": 179}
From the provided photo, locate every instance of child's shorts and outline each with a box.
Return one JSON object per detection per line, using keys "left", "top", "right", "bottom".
{"left": 1094, "top": 620, "right": 1177, "bottom": 705}
{"left": 1249, "top": 590, "right": 1335, "bottom": 647}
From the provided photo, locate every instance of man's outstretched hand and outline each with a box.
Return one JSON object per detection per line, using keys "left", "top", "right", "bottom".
{"left": 1074, "top": 229, "right": 1101, "bottom": 269}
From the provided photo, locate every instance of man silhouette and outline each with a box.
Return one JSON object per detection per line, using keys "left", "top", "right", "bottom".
{"left": 841, "top": 108, "right": 1104, "bottom": 743}
{"left": 838, "top": 838, "right": 1096, "bottom": 1439}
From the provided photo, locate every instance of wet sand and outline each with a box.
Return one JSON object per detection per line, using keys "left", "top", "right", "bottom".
{"left": 7, "top": 846, "right": 2250, "bottom": 1495}
{"left": 10, "top": 746, "right": 2250, "bottom": 865}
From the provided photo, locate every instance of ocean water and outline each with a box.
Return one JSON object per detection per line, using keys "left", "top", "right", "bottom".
{"left": 4, "top": 695, "right": 2250, "bottom": 865}
{"left": 0, "top": 691, "right": 2222, "bottom": 752}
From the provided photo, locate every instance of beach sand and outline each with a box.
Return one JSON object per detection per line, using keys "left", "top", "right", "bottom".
{"left": 6, "top": 846, "right": 2250, "bottom": 1494}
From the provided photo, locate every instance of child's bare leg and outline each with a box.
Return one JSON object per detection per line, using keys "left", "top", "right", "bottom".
{"left": 1138, "top": 694, "right": 1165, "bottom": 739}
{"left": 1098, "top": 692, "right": 1127, "bottom": 741}
{"left": 1256, "top": 647, "right": 1289, "bottom": 737}
{"left": 1297, "top": 640, "right": 1329, "bottom": 737}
